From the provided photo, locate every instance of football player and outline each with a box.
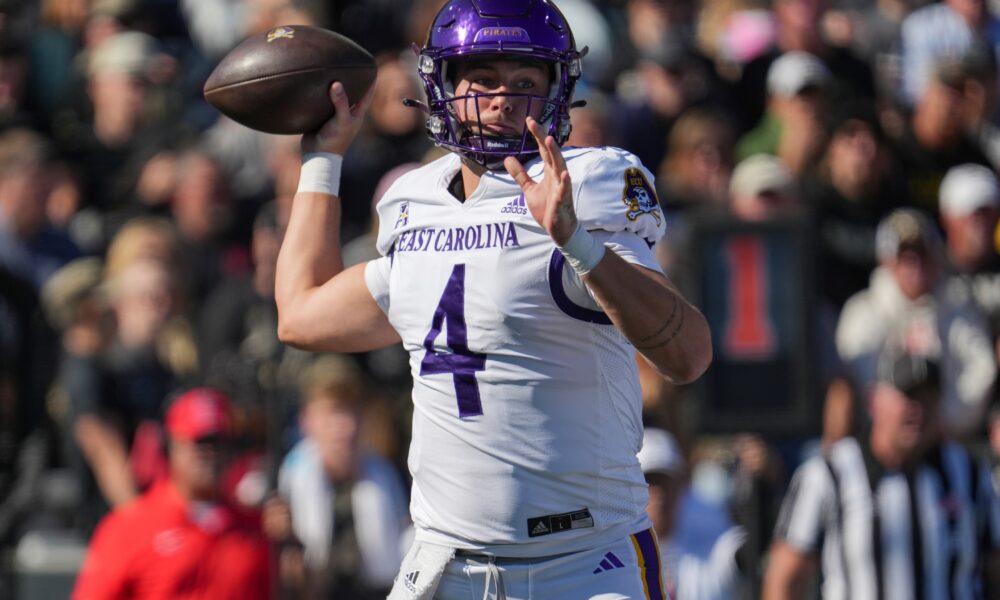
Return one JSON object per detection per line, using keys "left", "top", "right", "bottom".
{"left": 275, "top": 0, "right": 713, "bottom": 597}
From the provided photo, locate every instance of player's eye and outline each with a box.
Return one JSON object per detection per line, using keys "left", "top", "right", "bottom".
{"left": 515, "top": 79, "right": 537, "bottom": 90}
{"left": 471, "top": 77, "right": 499, "bottom": 89}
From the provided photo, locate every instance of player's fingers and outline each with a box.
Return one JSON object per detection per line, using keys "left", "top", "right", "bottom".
{"left": 329, "top": 82, "right": 352, "bottom": 122}
{"left": 504, "top": 156, "right": 535, "bottom": 191}
{"left": 546, "top": 135, "right": 567, "bottom": 173}
{"left": 525, "top": 117, "right": 552, "bottom": 167}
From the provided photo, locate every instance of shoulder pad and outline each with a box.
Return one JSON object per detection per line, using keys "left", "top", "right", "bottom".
{"left": 373, "top": 156, "right": 453, "bottom": 255}
{"left": 565, "top": 147, "right": 665, "bottom": 245}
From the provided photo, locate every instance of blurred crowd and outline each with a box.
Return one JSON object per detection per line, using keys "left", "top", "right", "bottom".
{"left": 2, "top": 0, "right": 1000, "bottom": 598}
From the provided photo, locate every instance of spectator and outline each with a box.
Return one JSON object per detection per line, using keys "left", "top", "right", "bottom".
{"left": 263, "top": 355, "right": 409, "bottom": 600}
{"left": 58, "top": 237, "right": 195, "bottom": 532}
{"left": 837, "top": 0, "right": 918, "bottom": 104}
{"left": 58, "top": 29, "right": 176, "bottom": 215}
{"left": 938, "top": 164, "right": 1000, "bottom": 334}
{"left": 801, "top": 100, "right": 907, "bottom": 309}
{"left": 734, "top": 0, "right": 875, "bottom": 133}
{"left": 169, "top": 146, "right": 246, "bottom": 306}
{"left": 737, "top": 51, "right": 831, "bottom": 173}
{"left": 763, "top": 351, "right": 1000, "bottom": 599}
{"left": 656, "top": 107, "right": 736, "bottom": 215}
{"left": 0, "top": 128, "right": 80, "bottom": 290}
{"left": 954, "top": 45, "right": 1000, "bottom": 169}
{"left": 728, "top": 153, "right": 799, "bottom": 222}
{"left": 836, "top": 208, "right": 996, "bottom": 438}
{"left": 615, "top": 37, "right": 717, "bottom": 172}
{"left": 72, "top": 387, "right": 271, "bottom": 600}
{"left": 196, "top": 201, "right": 309, "bottom": 438}
{"left": 900, "top": 0, "right": 1000, "bottom": 107}
{"left": 891, "top": 58, "right": 993, "bottom": 211}
{"left": 638, "top": 427, "right": 748, "bottom": 600}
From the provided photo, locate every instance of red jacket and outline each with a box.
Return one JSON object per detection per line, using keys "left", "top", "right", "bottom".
{"left": 73, "top": 480, "right": 271, "bottom": 600}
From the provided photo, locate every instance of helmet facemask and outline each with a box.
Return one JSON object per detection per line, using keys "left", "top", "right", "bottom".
{"left": 433, "top": 57, "right": 568, "bottom": 170}
{"left": 412, "top": 0, "right": 582, "bottom": 171}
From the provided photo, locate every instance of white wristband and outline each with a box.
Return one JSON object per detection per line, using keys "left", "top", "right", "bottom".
{"left": 558, "top": 223, "right": 606, "bottom": 275}
{"left": 297, "top": 152, "right": 343, "bottom": 197}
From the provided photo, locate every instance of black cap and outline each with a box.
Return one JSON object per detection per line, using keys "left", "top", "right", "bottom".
{"left": 877, "top": 351, "right": 941, "bottom": 397}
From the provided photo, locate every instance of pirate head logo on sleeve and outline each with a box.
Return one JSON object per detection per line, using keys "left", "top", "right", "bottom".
{"left": 621, "top": 168, "right": 661, "bottom": 226}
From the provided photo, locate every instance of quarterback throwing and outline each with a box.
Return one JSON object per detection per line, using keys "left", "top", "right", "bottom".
{"left": 275, "top": 0, "right": 712, "bottom": 598}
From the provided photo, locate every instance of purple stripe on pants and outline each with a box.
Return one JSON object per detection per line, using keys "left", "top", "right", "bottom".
{"left": 633, "top": 528, "right": 666, "bottom": 600}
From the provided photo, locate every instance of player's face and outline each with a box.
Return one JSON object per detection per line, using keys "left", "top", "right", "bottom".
{"left": 452, "top": 58, "right": 551, "bottom": 137}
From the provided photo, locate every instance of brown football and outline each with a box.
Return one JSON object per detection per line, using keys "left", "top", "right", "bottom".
{"left": 203, "top": 25, "right": 376, "bottom": 134}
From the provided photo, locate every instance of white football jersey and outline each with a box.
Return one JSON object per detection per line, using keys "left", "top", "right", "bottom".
{"left": 364, "top": 147, "right": 666, "bottom": 557}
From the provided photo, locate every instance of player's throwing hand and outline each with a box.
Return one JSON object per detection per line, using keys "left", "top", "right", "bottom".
{"left": 504, "top": 117, "right": 577, "bottom": 245}
{"left": 301, "top": 81, "right": 376, "bottom": 156}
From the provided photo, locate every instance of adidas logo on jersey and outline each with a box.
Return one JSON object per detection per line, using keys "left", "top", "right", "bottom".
{"left": 592, "top": 552, "right": 626, "bottom": 574}
{"left": 403, "top": 570, "right": 420, "bottom": 593}
{"left": 501, "top": 195, "right": 528, "bottom": 215}
{"left": 530, "top": 520, "right": 550, "bottom": 536}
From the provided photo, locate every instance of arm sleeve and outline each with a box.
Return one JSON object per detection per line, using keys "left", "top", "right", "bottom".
{"left": 772, "top": 458, "right": 834, "bottom": 554}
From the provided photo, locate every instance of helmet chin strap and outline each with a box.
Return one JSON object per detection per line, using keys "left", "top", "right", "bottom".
{"left": 456, "top": 129, "right": 539, "bottom": 171}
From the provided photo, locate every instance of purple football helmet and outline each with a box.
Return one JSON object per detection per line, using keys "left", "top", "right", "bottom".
{"left": 416, "top": 0, "right": 583, "bottom": 170}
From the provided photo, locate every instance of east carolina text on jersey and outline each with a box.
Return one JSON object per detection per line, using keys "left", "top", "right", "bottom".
{"left": 393, "top": 222, "right": 520, "bottom": 253}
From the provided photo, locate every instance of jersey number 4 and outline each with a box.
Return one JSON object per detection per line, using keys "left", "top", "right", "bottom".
{"left": 420, "top": 264, "right": 487, "bottom": 418}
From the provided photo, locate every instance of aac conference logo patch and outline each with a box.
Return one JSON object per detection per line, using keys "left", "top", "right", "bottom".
{"left": 621, "top": 167, "right": 661, "bottom": 226}
{"left": 394, "top": 202, "right": 410, "bottom": 229}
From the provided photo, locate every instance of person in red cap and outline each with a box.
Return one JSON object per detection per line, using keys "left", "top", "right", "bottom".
{"left": 72, "top": 387, "right": 271, "bottom": 600}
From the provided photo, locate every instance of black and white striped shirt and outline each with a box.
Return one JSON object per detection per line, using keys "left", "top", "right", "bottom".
{"left": 774, "top": 438, "right": 1000, "bottom": 600}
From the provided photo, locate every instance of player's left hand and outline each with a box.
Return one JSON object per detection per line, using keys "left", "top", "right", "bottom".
{"left": 504, "top": 117, "right": 576, "bottom": 245}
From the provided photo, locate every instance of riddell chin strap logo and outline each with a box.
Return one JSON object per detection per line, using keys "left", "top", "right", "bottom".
{"left": 404, "top": 570, "right": 420, "bottom": 593}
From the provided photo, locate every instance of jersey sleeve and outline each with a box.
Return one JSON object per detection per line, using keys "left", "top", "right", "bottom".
{"left": 364, "top": 256, "right": 392, "bottom": 314}
{"left": 558, "top": 230, "right": 665, "bottom": 310}
{"left": 572, "top": 148, "right": 666, "bottom": 246}
{"left": 772, "top": 457, "right": 835, "bottom": 554}
{"left": 374, "top": 166, "right": 428, "bottom": 256}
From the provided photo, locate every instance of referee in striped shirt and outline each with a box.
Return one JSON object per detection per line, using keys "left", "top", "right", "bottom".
{"left": 762, "top": 351, "right": 1000, "bottom": 599}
